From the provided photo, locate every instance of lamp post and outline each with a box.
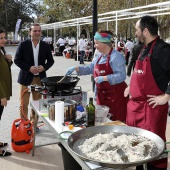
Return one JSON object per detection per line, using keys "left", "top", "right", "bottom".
{"left": 129, "top": 0, "right": 133, "bottom": 39}
{"left": 4, "top": 0, "right": 8, "bottom": 33}
{"left": 92, "top": 0, "right": 98, "bottom": 92}
{"left": 92, "top": 0, "right": 98, "bottom": 54}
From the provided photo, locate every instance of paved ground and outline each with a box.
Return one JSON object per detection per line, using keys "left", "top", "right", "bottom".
{"left": 0, "top": 46, "right": 95, "bottom": 170}
{"left": 0, "top": 46, "right": 169, "bottom": 170}
{"left": 1, "top": 45, "right": 93, "bottom": 144}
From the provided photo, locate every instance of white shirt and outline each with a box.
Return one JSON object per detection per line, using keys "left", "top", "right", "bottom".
{"left": 68, "top": 39, "right": 74, "bottom": 45}
{"left": 78, "top": 38, "right": 87, "bottom": 51}
{"left": 125, "top": 40, "right": 133, "bottom": 52}
{"left": 32, "top": 41, "right": 40, "bottom": 75}
{"left": 57, "top": 38, "right": 65, "bottom": 46}
{"left": 63, "top": 47, "right": 71, "bottom": 52}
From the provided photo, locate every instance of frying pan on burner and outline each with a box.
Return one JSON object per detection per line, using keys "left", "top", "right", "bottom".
{"left": 41, "top": 75, "right": 80, "bottom": 92}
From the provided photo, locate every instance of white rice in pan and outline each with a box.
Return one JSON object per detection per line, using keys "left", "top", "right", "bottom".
{"left": 79, "top": 133, "right": 157, "bottom": 163}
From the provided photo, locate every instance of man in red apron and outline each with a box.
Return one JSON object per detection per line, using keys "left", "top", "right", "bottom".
{"left": 66, "top": 30, "right": 128, "bottom": 123}
{"left": 117, "top": 38, "right": 125, "bottom": 53}
{"left": 124, "top": 16, "right": 170, "bottom": 170}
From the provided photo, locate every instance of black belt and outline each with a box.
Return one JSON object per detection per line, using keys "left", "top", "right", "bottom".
{"left": 34, "top": 75, "right": 39, "bottom": 77}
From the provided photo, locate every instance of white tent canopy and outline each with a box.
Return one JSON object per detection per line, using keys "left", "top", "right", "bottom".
{"left": 28, "top": 1, "right": 170, "bottom": 30}
{"left": 22, "top": 1, "right": 170, "bottom": 57}
{"left": 29, "top": 1, "right": 170, "bottom": 30}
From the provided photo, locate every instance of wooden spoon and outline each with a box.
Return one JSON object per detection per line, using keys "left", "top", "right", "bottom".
{"left": 57, "top": 75, "right": 67, "bottom": 83}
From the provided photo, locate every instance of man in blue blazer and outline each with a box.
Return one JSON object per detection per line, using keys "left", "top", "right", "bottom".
{"left": 14, "top": 23, "right": 54, "bottom": 132}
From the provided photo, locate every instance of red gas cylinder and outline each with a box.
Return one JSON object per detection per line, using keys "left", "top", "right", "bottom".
{"left": 11, "top": 118, "right": 34, "bottom": 152}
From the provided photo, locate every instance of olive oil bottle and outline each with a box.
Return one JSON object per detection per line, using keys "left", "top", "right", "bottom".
{"left": 86, "top": 98, "right": 95, "bottom": 127}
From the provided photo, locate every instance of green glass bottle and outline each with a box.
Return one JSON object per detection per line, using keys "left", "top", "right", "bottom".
{"left": 86, "top": 98, "right": 95, "bottom": 127}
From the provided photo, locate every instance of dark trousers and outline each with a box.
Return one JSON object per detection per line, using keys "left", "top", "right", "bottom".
{"left": 59, "top": 46, "right": 65, "bottom": 56}
{"left": 126, "top": 51, "right": 130, "bottom": 65}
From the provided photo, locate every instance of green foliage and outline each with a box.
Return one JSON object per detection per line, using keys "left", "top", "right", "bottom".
{"left": 0, "top": 0, "right": 39, "bottom": 34}
{"left": 2, "top": 0, "right": 168, "bottom": 39}
{"left": 38, "top": 0, "right": 170, "bottom": 39}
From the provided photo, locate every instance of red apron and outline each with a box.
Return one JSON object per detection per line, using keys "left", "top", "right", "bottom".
{"left": 126, "top": 37, "right": 168, "bottom": 168}
{"left": 117, "top": 42, "right": 124, "bottom": 52}
{"left": 94, "top": 48, "right": 128, "bottom": 122}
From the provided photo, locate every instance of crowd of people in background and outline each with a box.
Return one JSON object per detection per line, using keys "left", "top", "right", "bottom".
{"left": 42, "top": 34, "right": 138, "bottom": 68}
{"left": 42, "top": 36, "right": 93, "bottom": 61}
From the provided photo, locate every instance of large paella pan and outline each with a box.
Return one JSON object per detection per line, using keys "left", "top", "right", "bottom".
{"left": 67, "top": 125, "right": 165, "bottom": 169}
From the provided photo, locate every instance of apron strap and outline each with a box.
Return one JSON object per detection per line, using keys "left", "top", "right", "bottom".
{"left": 96, "top": 47, "right": 113, "bottom": 64}
{"left": 138, "top": 36, "right": 159, "bottom": 58}
{"left": 148, "top": 36, "right": 159, "bottom": 57}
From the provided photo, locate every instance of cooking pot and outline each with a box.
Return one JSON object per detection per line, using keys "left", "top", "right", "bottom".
{"left": 67, "top": 125, "right": 165, "bottom": 169}
{"left": 47, "top": 99, "right": 77, "bottom": 122}
{"left": 41, "top": 75, "right": 80, "bottom": 93}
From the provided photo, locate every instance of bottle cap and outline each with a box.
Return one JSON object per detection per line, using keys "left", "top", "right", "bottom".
{"left": 65, "top": 122, "right": 69, "bottom": 126}
{"left": 89, "top": 97, "right": 93, "bottom": 101}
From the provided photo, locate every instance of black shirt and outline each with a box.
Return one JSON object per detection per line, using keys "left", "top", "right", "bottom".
{"left": 127, "top": 42, "right": 143, "bottom": 76}
{"left": 139, "top": 38, "right": 170, "bottom": 94}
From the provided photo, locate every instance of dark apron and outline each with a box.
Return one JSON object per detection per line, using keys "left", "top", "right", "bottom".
{"left": 94, "top": 48, "right": 128, "bottom": 122}
{"left": 126, "top": 37, "right": 168, "bottom": 168}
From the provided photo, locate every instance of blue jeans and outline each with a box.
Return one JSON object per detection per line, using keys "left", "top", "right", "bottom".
{"left": 80, "top": 51, "right": 85, "bottom": 63}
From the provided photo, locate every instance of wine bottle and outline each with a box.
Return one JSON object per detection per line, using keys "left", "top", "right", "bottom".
{"left": 86, "top": 98, "right": 95, "bottom": 127}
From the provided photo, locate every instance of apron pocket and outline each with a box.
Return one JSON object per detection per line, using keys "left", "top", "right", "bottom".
{"left": 127, "top": 99, "right": 146, "bottom": 127}
{"left": 133, "top": 111, "right": 146, "bottom": 127}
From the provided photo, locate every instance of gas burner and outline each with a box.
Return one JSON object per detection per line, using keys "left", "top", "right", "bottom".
{"left": 39, "top": 89, "right": 52, "bottom": 96}
{"left": 31, "top": 85, "right": 43, "bottom": 91}
{"left": 38, "top": 86, "right": 82, "bottom": 97}
{"left": 55, "top": 89, "right": 74, "bottom": 94}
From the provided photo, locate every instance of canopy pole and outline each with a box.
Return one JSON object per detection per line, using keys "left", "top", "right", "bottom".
{"left": 77, "top": 19, "right": 79, "bottom": 61}
{"left": 115, "top": 11, "right": 118, "bottom": 50}
{"left": 53, "top": 25, "right": 56, "bottom": 55}
{"left": 92, "top": 0, "right": 98, "bottom": 54}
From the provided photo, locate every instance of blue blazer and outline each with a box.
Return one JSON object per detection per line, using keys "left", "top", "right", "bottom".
{"left": 14, "top": 39, "right": 54, "bottom": 86}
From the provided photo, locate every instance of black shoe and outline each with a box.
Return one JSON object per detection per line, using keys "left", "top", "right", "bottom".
{"left": 36, "top": 127, "right": 40, "bottom": 133}
{"left": 0, "top": 150, "right": 12, "bottom": 157}
{"left": 0, "top": 143, "right": 8, "bottom": 148}
{"left": 136, "top": 165, "right": 144, "bottom": 170}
